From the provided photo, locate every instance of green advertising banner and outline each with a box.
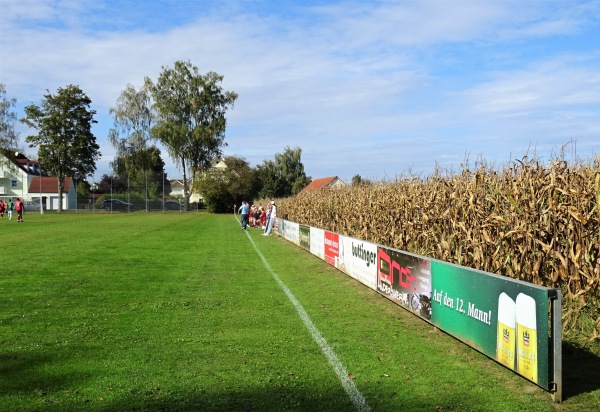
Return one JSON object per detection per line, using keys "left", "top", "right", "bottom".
{"left": 299, "top": 224, "right": 310, "bottom": 251}
{"left": 430, "top": 261, "right": 550, "bottom": 389}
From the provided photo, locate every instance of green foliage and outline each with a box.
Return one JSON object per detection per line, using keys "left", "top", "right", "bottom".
{"left": 351, "top": 174, "right": 372, "bottom": 186}
{"left": 194, "top": 156, "right": 258, "bottom": 213}
{"left": 76, "top": 179, "right": 90, "bottom": 198}
{"left": 258, "top": 146, "right": 311, "bottom": 198}
{"left": 146, "top": 60, "right": 238, "bottom": 209}
{"left": 20, "top": 84, "right": 100, "bottom": 212}
{"left": 112, "top": 146, "right": 171, "bottom": 204}
{"left": 109, "top": 83, "right": 155, "bottom": 175}
{"left": 96, "top": 174, "right": 128, "bottom": 194}
{"left": 0, "top": 83, "right": 19, "bottom": 150}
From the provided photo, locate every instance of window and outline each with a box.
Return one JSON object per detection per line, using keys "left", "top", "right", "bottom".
{"left": 11, "top": 180, "right": 17, "bottom": 188}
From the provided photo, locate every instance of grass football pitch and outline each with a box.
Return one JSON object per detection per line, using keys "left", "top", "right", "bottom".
{"left": 0, "top": 212, "right": 597, "bottom": 411}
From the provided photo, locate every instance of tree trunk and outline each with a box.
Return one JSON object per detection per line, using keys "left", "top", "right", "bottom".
{"left": 57, "top": 175, "right": 65, "bottom": 213}
{"left": 181, "top": 155, "right": 189, "bottom": 211}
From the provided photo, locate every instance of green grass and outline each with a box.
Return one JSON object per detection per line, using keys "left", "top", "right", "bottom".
{"left": 0, "top": 212, "right": 598, "bottom": 411}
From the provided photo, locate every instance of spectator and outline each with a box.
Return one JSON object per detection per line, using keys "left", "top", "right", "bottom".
{"left": 263, "top": 200, "right": 277, "bottom": 235}
{"left": 238, "top": 201, "right": 250, "bottom": 230}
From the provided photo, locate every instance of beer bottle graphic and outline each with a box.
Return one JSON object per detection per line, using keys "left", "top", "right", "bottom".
{"left": 516, "top": 293, "right": 538, "bottom": 383}
{"left": 496, "top": 292, "right": 516, "bottom": 369}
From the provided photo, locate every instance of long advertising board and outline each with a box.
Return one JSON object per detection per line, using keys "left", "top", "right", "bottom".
{"left": 277, "top": 219, "right": 562, "bottom": 400}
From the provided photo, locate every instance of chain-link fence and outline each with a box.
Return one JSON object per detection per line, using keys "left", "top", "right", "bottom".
{"left": 79, "top": 176, "right": 203, "bottom": 212}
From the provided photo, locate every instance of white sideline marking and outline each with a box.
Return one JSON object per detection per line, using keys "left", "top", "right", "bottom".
{"left": 243, "top": 228, "right": 371, "bottom": 412}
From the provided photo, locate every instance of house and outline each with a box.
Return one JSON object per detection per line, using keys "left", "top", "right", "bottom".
{"left": 168, "top": 179, "right": 203, "bottom": 203}
{"left": 300, "top": 176, "right": 346, "bottom": 193}
{"left": 28, "top": 176, "right": 77, "bottom": 210}
{"left": 0, "top": 151, "right": 77, "bottom": 210}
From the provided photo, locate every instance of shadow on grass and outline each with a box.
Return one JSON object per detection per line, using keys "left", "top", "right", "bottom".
{"left": 94, "top": 385, "right": 358, "bottom": 412}
{"left": 0, "top": 350, "right": 91, "bottom": 408}
{"left": 562, "top": 340, "right": 600, "bottom": 400}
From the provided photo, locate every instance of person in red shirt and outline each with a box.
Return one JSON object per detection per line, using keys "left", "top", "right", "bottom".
{"left": 15, "top": 198, "right": 24, "bottom": 223}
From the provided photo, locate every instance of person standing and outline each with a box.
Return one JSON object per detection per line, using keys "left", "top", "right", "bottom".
{"left": 238, "top": 201, "right": 250, "bottom": 230}
{"left": 0, "top": 199, "right": 5, "bottom": 219}
{"left": 15, "top": 198, "right": 24, "bottom": 223}
{"left": 6, "top": 198, "right": 13, "bottom": 220}
{"left": 263, "top": 200, "right": 277, "bottom": 235}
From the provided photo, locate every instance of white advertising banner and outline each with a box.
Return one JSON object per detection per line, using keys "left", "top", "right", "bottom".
{"left": 309, "top": 227, "right": 325, "bottom": 259}
{"left": 337, "top": 235, "right": 378, "bottom": 291}
{"left": 283, "top": 221, "right": 299, "bottom": 245}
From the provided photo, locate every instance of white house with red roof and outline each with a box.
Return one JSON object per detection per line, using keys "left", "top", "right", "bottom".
{"left": 0, "top": 151, "right": 77, "bottom": 210}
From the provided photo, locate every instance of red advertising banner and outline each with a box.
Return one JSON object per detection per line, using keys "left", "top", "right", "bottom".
{"left": 324, "top": 231, "right": 339, "bottom": 267}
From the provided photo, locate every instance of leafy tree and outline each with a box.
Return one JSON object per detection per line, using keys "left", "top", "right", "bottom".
{"left": 21, "top": 85, "right": 100, "bottom": 212}
{"left": 258, "top": 146, "right": 311, "bottom": 198}
{"left": 351, "top": 174, "right": 371, "bottom": 186}
{"left": 112, "top": 146, "right": 171, "bottom": 202}
{"left": 194, "top": 156, "right": 258, "bottom": 213}
{"left": 256, "top": 159, "right": 284, "bottom": 199}
{"left": 0, "top": 83, "right": 19, "bottom": 150}
{"left": 108, "top": 83, "right": 156, "bottom": 205}
{"left": 146, "top": 60, "right": 238, "bottom": 210}
{"left": 96, "top": 174, "right": 128, "bottom": 194}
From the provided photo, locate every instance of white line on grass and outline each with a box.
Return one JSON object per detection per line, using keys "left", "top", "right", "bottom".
{"left": 243, "top": 229, "right": 371, "bottom": 412}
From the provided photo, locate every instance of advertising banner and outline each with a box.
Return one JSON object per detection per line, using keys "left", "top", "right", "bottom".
{"left": 337, "top": 235, "right": 378, "bottom": 291}
{"left": 275, "top": 219, "right": 559, "bottom": 397}
{"left": 283, "top": 221, "right": 300, "bottom": 245}
{"left": 430, "top": 261, "right": 550, "bottom": 389}
{"left": 310, "top": 227, "right": 324, "bottom": 259}
{"left": 377, "top": 247, "right": 432, "bottom": 321}
{"left": 299, "top": 225, "right": 310, "bottom": 251}
{"left": 324, "top": 231, "right": 339, "bottom": 267}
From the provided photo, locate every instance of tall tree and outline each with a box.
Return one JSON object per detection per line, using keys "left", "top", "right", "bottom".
{"left": 146, "top": 60, "right": 238, "bottom": 210}
{"left": 108, "top": 83, "right": 156, "bottom": 208}
{"left": 0, "top": 83, "right": 19, "bottom": 150}
{"left": 258, "top": 146, "right": 311, "bottom": 198}
{"left": 21, "top": 85, "right": 100, "bottom": 212}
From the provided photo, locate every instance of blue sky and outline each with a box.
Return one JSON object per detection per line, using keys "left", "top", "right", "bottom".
{"left": 1, "top": 0, "right": 599, "bottom": 182}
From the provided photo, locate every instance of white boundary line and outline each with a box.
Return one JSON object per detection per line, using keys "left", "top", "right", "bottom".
{"left": 243, "top": 228, "right": 370, "bottom": 412}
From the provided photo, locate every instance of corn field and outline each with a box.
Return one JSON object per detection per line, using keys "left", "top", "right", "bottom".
{"left": 274, "top": 157, "right": 600, "bottom": 343}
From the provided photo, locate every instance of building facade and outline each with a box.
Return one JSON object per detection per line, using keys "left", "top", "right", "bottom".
{"left": 0, "top": 152, "right": 77, "bottom": 210}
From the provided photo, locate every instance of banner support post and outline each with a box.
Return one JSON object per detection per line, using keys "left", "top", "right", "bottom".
{"left": 550, "top": 289, "right": 562, "bottom": 403}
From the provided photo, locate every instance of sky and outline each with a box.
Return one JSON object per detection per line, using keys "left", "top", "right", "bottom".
{"left": 1, "top": 0, "right": 599, "bottom": 182}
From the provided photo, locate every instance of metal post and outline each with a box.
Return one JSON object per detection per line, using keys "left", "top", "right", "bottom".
{"left": 551, "top": 289, "right": 562, "bottom": 402}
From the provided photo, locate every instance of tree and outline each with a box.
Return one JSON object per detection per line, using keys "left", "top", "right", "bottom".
{"left": 112, "top": 146, "right": 171, "bottom": 202}
{"left": 0, "top": 84, "right": 19, "bottom": 150}
{"left": 108, "top": 83, "right": 156, "bottom": 206}
{"left": 146, "top": 60, "right": 238, "bottom": 210}
{"left": 21, "top": 85, "right": 100, "bottom": 212}
{"left": 96, "top": 174, "right": 128, "bottom": 195}
{"left": 352, "top": 174, "right": 371, "bottom": 186}
{"left": 258, "top": 146, "right": 311, "bottom": 198}
{"left": 194, "top": 156, "right": 258, "bottom": 213}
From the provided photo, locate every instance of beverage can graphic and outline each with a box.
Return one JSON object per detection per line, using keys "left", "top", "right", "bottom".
{"left": 516, "top": 293, "right": 538, "bottom": 383}
{"left": 496, "top": 292, "right": 516, "bottom": 369}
